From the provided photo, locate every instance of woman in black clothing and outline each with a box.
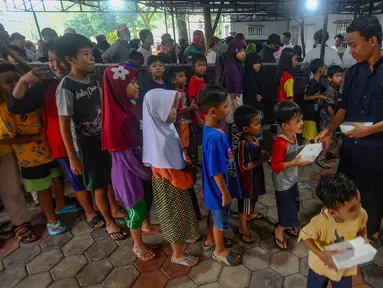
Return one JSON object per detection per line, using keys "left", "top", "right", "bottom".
{"left": 243, "top": 53, "right": 265, "bottom": 113}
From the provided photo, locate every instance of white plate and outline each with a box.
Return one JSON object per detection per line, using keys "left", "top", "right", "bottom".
{"left": 340, "top": 122, "right": 373, "bottom": 133}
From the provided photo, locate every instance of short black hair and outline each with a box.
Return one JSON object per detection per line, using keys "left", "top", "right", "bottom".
{"left": 235, "top": 33, "right": 245, "bottom": 41}
{"left": 234, "top": 105, "right": 260, "bottom": 131}
{"left": 334, "top": 34, "right": 344, "bottom": 41}
{"left": 192, "top": 53, "right": 207, "bottom": 65}
{"left": 283, "top": 32, "right": 291, "bottom": 39}
{"left": 171, "top": 66, "right": 185, "bottom": 79}
{"left": 293, "top": 45, "right": 302, "bottom": 56}
{"left": 208, "top": 36, "right": 220, "bottom": 49}
{"left": 0, "top": 63, "right": 17, "bottom": 74}
{"left": 346, "top": 15, "right": 382, "bottom": 45}
{"left": 139, "top": 29, "right": 152, "bottom": 42}
{"left": 314, "top": 29, "right": 329, "bottom": 44}
{"left": 147, "top": 55, "right": 164, "bottom": 66}
{"left": 274, "top": 101, "right": 301, "bottom": 126}
{"left": 327, "top": 65, "right": 343, "bottom": 77}
{"left": 41, "top": 28, "right": 58, "bottom": 39}
{"left": 128, "top": 51, "right": 144, "bottom": 66}
{"left": 310, "top": 58, "right": 325, "bottom": 74}
{"left": 193, "top": 30, "right": 204, "bottom": 36}
{"left": 55, "top": 34, "right": 93, "bottom": 61}
{"left": 198, "top": 85, "right": 228, "bottom": 115}
{"left": 45, "top": 39, "right": 57, "bottom": 53}
{"left": 316, "top": 173, "right": 358, "bottom": 210}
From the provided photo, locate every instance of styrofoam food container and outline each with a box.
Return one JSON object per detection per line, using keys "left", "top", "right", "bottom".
{"left": 340, "top": 122, "right": 373, "bottom": 133}
{"left": 298, "top": 143, "right": 323, "bottom": 163}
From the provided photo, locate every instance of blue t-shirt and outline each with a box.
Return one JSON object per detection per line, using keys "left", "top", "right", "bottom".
{"left": 202, "top": 126, "right": 241, "bottom": 210}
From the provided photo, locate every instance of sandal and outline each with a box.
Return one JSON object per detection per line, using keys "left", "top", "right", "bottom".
{"left": 132, "top": 248, "right": 156, "bottom": 261}
{"left": 46, "top": 219, "right": 67, "bottom": 236}
{"left": 247, "top": 213, "right": 265, "bottom": 223}
{"left": 171, "top": 255, "right": 199, "bottom": 267}
{"left": 316, "top": 158, "right": 331, "bottom": 169}
{"left": 142, "top": 225, "right": 161, "bottom": 235}
{"left": 273, "top": 226, "right": 287, "bottom": 250}
{"left": 14, "top": 222, "right": 40, "bottom": 244}
{"left": 285, "top": 228, "right": 299, "bottom": 238}
{"left": 84, "top": 214, "right": 106, "bottom": 229}
{"left": 203, "top": 237, "right": 233, "bottom": 251}
{"left": 238, "top": 229, "right": 254, "bottom": 244}
{"left": 55, "top": 204, "right": 83, "bottom": 215}
{"left": 107, "top": 229, "right": 127, "bottom": 240}
{"left": 212, "top": 251, "right": 242, "bottom": 266}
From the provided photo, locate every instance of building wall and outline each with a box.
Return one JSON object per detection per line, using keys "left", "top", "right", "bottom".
{"left": 230, "top": 20, "right": 288, "bottom": 40}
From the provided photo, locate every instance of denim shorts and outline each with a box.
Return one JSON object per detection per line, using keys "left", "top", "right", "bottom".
{"left": 210, "top": 209, "right": 230, "bottom": 231}
{"left": 275, "top": 183, "right": 300, "bottom": 228}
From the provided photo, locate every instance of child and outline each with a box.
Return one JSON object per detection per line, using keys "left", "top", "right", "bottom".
{"left": 137, "top": 29, "right": 153, "bottom": 65}
{"left": 302, "top": 59, "right": 327, "bottom": 156}
{"left": 0, "top": 65, "right": 67, "bottom": 236}
{"left": 270, "top": 101, "right": 309, "bottom": 249}
{"left": 102, "top": 64, "right": 155, "bottom": 261}
{"left": 142, "top": 88, "right": 200, "bottom": 266}
{"left": 234, "top": 105, "right": 268, "bottom": 244}
{"left": 8, "top": 40, "right": 103, "bottom": 228}
{"left": 55, "top": 33, "right": 126, "bottom": 239}
{"left": 199, "top": 84, "right": 242, "bottom": 266}
{"left": 317, "top": 65, "right": 343, "bottom": 164}
{"left": 299, "top": 173, "right": 368, "bottom": 288}
{"left": 143, "top": 55, "right": 168, "bottom": 95}
{"left": 277, "top": 48, "right": 297, "bottom": 103}
{"left": 188, "top": 53, "right": 207, "bottom": 163}
{"left": 124, "top": 51, "right": 144, "bottom": 70}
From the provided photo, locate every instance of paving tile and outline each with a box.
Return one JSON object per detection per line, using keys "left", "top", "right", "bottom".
{"left": 0, "top": 260, "right": 3, "bottom": 272}
{"left": 299, "top": 188, "right": 313, "bottom": 200}
{"left": 374, "top": 247, "right": 383, "bottom": 267}
{"left": 233, "top": 229, "right": 261, "bottom": 249}
{"left": 132, "top": 270, "right": 168, "bottom": 288}
{"left": 199, "top": 282, "right": 225, "bottom": 288}
{"left": 258, "top": 195, "right": 276, "bottom": 207}
{"left": 134, "top": 248, "right": 166, "bottom": 273}
{"left": 76, "top": 259, "right": 113, "bottom": 286}
{"left": 39, "top": 232, "right": 73, "bottom": 251}
{"left": 27, "top": 249, "right": 63, "bottom": 274}
{"left": 48, "top": 278, "right": 79, "bottom": 288}
{"left": 270, "top": 251, "right": 300, "bottom": 276}
{"left": 0, "top": 266, "right": 27, "bottom": 287}
{"left": 287, "top": 238, "right": 309, "bottom": 258}
{"left": 4, "top": 244, "right": 41, "bottom": 269}
{"left": 71, "top": 221, "right": 94, "bottom": 237}
{"left": 103, "top": 265, "right": 139, "bottom": 288}
{"left": 51, "top": 255, "right": 88, "bottom": 280}
{"left": 260, "top": 233, "right": 282, "bottom": 254}
{"left": 219, "top": 265, "right": 251, "bottom": 288}
{"left": 115, "top": 237, "right": 134, "bottom": 247}
{"left": 283, "top": 273, "right": 307, "bottom": 288}
{"left": 189, "top": 258, "right": 222, "bottom": 285}
{"left": 242, "top": 246, "right": 271, "bottom": 271}
{"left": 91, "top": 228, "right": 109, "bottom": 241}
{"left": 108, "top": 244, "right": 137, "bottom": 267}
{"left": 266, "top": 206, "right": 278, "bottom": 223}
{"left": 142, "top": 232, "right": 165, "bottom": 247}
{"left": 254, "top": 203, "right": 268, "bottom": 216}
{"left": 62, "top": 234, "right": 94, "bottom": 256}
{"left": 301, "top": 199, "right": 323, "bottom": 214}
{"left": 0, "top": 237, "right": 20, "bottom": 259}
{"left": 16, "top": 272, "right": 52, "bottom": 288}
{"left": 249, "top": 267, "right": 283, "bottom": 288}
{"left": 251, "top": 219, "right": 275, "bottom": 235}
{"left": 352, "top": 267, "right": 364, "bottom": 286}
{"left": 60, "top": 213, "right": 82, "bottom": 231}
{"left": 162, "top": 244, "right": 173, "bottom": 256}
{"left": 165, "top": 276, "right": 198, "bottom": 288}
{"left": 299, "top": 257, "right": 309, "bottom": 276}
{"left": 84, "top": 238, "right": 117, "bottom": 261}
{"left": 361, "top": 263, "right": 383, "bottom": 287}
{"left": 161, "top": 256, "right": 191, "bottom": 279}
{"left": 298, "top": 208, "right": 316, "bottom": 226}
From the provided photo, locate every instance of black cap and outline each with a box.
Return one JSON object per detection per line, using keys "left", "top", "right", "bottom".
{"left": 267, "top": 33, "right": 282, "bottom": 46}
{"left": 11, "top": 32, "right": 25, "bottom": 41}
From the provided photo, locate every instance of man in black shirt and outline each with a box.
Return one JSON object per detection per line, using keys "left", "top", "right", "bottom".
{"left": 317, "top": 16, "right": 383, "bottom": 242}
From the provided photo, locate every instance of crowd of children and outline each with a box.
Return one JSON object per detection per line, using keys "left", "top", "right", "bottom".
{"left": 0, "top": 14, "right": 382, "bottom": 288}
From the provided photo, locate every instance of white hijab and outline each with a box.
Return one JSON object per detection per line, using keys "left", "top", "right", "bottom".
{"left": 142, "top": 89, "right": 185, "bottom": 169}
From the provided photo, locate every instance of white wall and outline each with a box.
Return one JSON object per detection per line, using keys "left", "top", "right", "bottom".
{"left": 231, "top": 20, "right": 288, "bottom": 40}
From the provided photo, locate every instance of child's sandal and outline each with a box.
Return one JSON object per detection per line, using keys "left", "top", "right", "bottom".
{"left": 212, "top": 251, "right": 242, "bottom": 266}
{"left": 46, "top": 219, "right": 67, "bottom": 236}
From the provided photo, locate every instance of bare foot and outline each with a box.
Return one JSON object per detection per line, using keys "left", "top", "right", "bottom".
{"left": 106, "top": 221, "right": 126, "bottom": 240}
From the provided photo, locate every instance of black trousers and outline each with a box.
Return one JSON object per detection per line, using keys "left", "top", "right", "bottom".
{"left": 338, "top": 150, "right": 383, "bottom": 238}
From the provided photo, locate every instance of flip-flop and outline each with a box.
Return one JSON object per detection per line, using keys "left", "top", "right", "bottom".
{"left": 212, "top": 251, "right": 242, "bottom": 266}
{"left": 315, "top": 158, "right": 331, "bottom": 169}
{"left": 14, "top": 222, "right": 40, "bottom": 245}
{"left": 246, "top": 213, "right": 265, "bottom": 223}
{"left": 238, "top": 229, "right": 254, "bottom": 244}
{"left": 55, "top": 204, "right": 83, "bottom": 215}
{"left": 142, "top": 226, "right": 161, "bottom": 235}
{"left": 273, "top": 228, "right": 287, "bottom": 250}
{"left": 46, "top": 219, "right": 67, "bottom": 236}
{"left": 171, "top": 255, "right": 199, "bottom": 266}
{"left": 203, "top": 237, "right": 233, "bottom": 251}
{"left": 132, "top": 249, "right": 156, "bottom": 261}
{"left": 285, "top": 228, "right": 299, "bottom": 238}
{"left": 84, "top": 214, "right": 106, "bottom": 228}
{"left": 108, "top": 230, "right": 127, "bottom": 240}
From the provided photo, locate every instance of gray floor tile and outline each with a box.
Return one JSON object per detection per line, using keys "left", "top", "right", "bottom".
{"left": 51, "top": 255, "right": 88, "bottom": 280}
{"left": 39, "top": 232, "right": 73, "bottom": 251}
{"left": 249, "top": 268, "right": 283, "bottom": 288}
{"left": 242, "top": 246, "right": 271, "bottom": 272}
{"left": 49, "top": 278, "right": 80, "bottom": 288}
{"left": 27, "top": 249, "right": 63, "bottom": 274}
{"left": 189, "top": 258, "right": 222, "bottom": 285}
{"left": 361, "top": 263, "right": 383, "bottom": 287}
{"left": 283, "top": 273, "right": 307, "bottom": 288}
{"left": 270, "top": 251, "right": 299, "bottom": 276}
{"left": 103, "top": 265, "right": 139, "bottom": 288}
{"left": 165, "top": 276, "right": 198, "bottom": 288}
{"left": 108, "top": 245, "right": 137, "bottom": 267}
{"left": 219, "top": 265, "right": 251, "bottom": 288}
{"left": 62, "top": 235, "right": 94, "bottom": 257}
{"left": 16, "top": 272, "right": 52, "bottom": 288}
{"left": 76, "top": 259, "right": 113, "bottom": 286}
{"left": 287, "top": 238, "right": 309, "bottom": 258}
{"left": 84, "top": 239, "right": 117, "bottom": 261}
{"left": 4, "top": 244, "right": 41, "bottom": 269}
{"left": 0, "top": 266, "right": 27, "bottom": 287}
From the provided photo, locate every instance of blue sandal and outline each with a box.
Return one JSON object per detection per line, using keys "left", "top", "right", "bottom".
{"left": 171, "top": 255, "right": 199, "bottom": 266}
{"left": 46, "top": 219, "right": 67, "bottom": 235}
{"left": 55, "top": 204, "right": 83, "bottom": 215}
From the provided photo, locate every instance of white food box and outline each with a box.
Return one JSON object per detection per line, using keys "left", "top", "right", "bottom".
{"left": 297, "top": 143, "right": 323, "bottom": 163}
{"left": 340, "top": 122, "right": 373, "bottom": 134}
{"left": 325, "top": 236, "right": 377, "bottom": 270}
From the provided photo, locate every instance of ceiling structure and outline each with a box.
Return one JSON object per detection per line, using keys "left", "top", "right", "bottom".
{"left": 1, "top": 0, "right": 382, "bottom": 21}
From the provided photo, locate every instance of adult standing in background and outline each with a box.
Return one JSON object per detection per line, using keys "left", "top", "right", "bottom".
{"left": 259, "top": 34, "right": 280, "bottom": 63}
{"left": 206, "top": 36, "right": 220, "bottom": 64}
{"left": 332, "top": 34, "right": 345, "bottom": 55}
{"left": 303, "top": 29, "right": 343, "bottom": 66}
{"left": 342, "top": 46, "right": 357, "bottom": 66}
{"left": 93, "top": 35, "right": 110, "bottom": 64}
{"left": 63, "top": 28, "right": 76, "bottom": 34}
{"left": 183, "top": 30, "right": 205, "bottom": 64}
{"left": 178, "top": 38, "right": 188, "bottom": 64}
{"left": 137, "top": 29, "right": 153, "bottom": 65}
{"left": 41, "top": 28, "right": 58, "bottom": 43}
{"left": 282, "top": 32, "right": 294, "bottom": 49}
{"left": 102, "top": 24, "right": 131, "bottom": 64}
{"left": 11, "top": 33, "right": 34, "bottom": 62}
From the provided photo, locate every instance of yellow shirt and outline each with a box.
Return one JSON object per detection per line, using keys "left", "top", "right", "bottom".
{"left": 0, "top": 93, "right": 12, "bottom": 156}
{"left": 0, "top": 102, "right": 52, "bottom": 168}
{"left": 298, "top": 207, "right": 367, "bottom": 281}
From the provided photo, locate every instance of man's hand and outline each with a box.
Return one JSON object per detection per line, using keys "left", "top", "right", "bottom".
{"left": 293, "top": 155, "right": 310, "bottom": 167}
{"left": 319, "top": 251, "right": 339, "bottom": 271}
{"left": 319, "top": 95, "right": 329, "bottom": 101}
{"left": 316, "top": 127, "right": 333, "bottom": 143}
{"left": 20, "top": 67, "right": 47, "bottom": 85}
{"left": 345, "top": 123, "right": 373, "bottom": 139}
{"left": 222, "top": 192, "right": 232, "bottom": 207}
{"left": 69, "top": 157, "right": 83, "bottom": 175}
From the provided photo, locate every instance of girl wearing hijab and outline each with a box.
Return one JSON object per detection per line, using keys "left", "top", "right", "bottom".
{"left": 243, "top": 53, "right": 265, "bottom": 112}
{"left": 102, "top": 65, "right": 155, "bottom": 261}
{"left": 142, "top": 89, "right": 200, "bottom": 267}
{"left": 222, "top": 39, "right": 246, "bottom": 154}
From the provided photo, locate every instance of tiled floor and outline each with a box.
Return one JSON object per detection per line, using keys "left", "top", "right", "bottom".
{"left": 0, "top": 161, "right": 382, "bottom": 288}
